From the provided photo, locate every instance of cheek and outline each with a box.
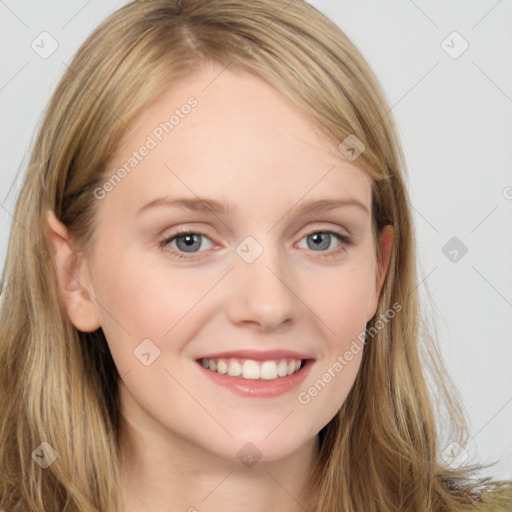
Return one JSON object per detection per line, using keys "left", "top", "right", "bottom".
{"left": 90, "top": 248, "right": 222, "bottom": 370}
{"left": 310, "top": 262, "right": 377, "bottom": 341}
{"left": 297, "top": 261, "right": 374, "bottom": 418}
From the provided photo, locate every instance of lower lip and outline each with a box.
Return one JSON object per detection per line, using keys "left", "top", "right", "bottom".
{"left": 196, "top": 359, "right": 314, "bottom": 398}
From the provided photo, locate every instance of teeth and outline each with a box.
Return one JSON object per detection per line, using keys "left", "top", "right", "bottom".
{"left": 199, "top": 357, "right": 304, "bottom": 380}
{"left": 277, "top": 360, "right": 288, "bottom": 377}
{"left": 227, "top": 360, "right": 242, "bottom": 377}
{"left": 242, "top": 360, "right": 260, "bottom": 379}
{"left": 260, "top": 361, "right": 277, "bottom": 380}
{"left": 217, "top": 360, "right": 228, "bottom": 375}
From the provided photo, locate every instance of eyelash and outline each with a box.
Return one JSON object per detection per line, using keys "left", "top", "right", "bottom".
{"left": 158, "top": 227, "right": 354, "bottom": 261}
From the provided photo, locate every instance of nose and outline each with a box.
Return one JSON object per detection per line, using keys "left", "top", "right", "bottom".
{"left": 225, "top": 240, "right": 299, "bottom": 332}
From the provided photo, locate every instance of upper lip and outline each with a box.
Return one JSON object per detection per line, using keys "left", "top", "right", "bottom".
{"left": 196, "top": 349, "right": 314, "bottom": 361}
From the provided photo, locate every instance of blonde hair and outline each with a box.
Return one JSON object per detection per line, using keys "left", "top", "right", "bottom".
{"left": 0, "top": 0, "right": 510, "bottom": 510}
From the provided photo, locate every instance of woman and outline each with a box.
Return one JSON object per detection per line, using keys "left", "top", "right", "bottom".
{"left": 0, "top": 0, "right": 510, "bottom": 510}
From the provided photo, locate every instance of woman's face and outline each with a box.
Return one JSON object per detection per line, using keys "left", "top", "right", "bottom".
{"left": 72, "top": 61, "right": 391, "bottom": 463}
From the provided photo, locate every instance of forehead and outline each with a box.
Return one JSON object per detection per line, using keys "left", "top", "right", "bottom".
{"left": 102, "top": 63, "right": 372, "bottom": 216}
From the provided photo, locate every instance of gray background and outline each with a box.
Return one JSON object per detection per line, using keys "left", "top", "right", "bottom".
{"left": 1, "top": 0, "right": 511, "bottom": 479}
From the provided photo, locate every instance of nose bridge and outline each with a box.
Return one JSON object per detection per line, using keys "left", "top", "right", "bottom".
{"left": 226, "top": 234, "right": 298, "bottom": 330}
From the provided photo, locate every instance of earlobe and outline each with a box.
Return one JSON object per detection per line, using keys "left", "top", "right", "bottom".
{"left": 44, "top": 210, "right": 101, "bottom": 332}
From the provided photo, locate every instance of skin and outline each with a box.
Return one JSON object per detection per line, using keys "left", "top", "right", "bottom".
{"left": 46, "top": 60, "right": 393, "bottom": 512}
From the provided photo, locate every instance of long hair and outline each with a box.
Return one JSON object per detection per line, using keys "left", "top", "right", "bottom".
{"left": 0, "top": 1, "right": 510, "bottom": 510}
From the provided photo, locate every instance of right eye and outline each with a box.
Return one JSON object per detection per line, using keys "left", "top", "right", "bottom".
{"left": 159, "top": 230, "right": 215, "bottom": 260}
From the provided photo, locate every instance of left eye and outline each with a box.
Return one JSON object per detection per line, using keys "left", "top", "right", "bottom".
{"left": 297, "top": 230, "right": 350, "bottom": 252}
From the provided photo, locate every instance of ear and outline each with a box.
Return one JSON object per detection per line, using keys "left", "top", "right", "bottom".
{"left": 44, "top": 210, "right": 101, "bottom": 332}
{"left": 365, "top": 224, "right": 394, "bottom": 322}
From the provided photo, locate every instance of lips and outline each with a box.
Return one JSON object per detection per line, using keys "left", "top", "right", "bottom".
{"left": 196, "top": 349, "right": 314, "bottom": 361}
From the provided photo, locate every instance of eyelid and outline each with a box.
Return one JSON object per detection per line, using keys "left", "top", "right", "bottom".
{"left": 297, "top": 222, "right": 351, "bottom": 238}
{"left": 160, "top": 222, "right": 352, "bottom": 244}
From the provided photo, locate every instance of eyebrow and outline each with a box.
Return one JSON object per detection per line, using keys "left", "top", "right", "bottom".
{"left": 135, "top": 196, "right": 369, "bottom": 216}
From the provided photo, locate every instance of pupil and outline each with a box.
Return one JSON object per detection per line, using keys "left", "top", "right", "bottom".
{"left": 310, "top": 232, "right": 329, "bottom": 251}
{"left": 178, "top": 234, "right": 200, "bottom": 252}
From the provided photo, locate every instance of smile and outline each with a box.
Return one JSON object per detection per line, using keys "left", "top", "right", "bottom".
{"left": 200, "top": 357, "right": 303, "bottom": 380}
{"left": 195, "top": 356, "right": 314, "bottom": 398}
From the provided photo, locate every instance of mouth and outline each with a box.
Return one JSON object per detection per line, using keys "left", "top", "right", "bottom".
{"left": 197, "top": 356, "right": 304, "bottom": 381}
{"left": 194, "top": 355, "right": 315, "bottom": 397}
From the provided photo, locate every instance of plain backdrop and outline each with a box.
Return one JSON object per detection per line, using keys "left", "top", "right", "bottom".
{"left": 1, "top": 0, "right": 511, "bottom": 479}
